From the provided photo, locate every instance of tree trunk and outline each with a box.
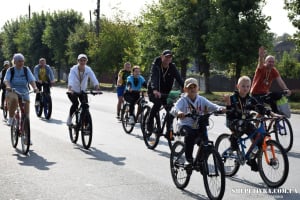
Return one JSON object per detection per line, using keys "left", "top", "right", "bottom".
{"left": 180, "top": 58, "right": 189, "bottom": 80}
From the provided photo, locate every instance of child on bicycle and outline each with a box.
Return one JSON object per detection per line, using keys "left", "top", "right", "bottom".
{"left": 224, "top": 75, "right": 281, "bottom": 171}
{"left": 123, "top": 66, "right": 147, "bottom": 124}
{"left": 171, "top": 78, "right": 225, "bottom": 166}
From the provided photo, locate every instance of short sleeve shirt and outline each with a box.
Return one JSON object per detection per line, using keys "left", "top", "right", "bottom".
{"left": 250, "top": 67, "right": 280, "bottom": 95}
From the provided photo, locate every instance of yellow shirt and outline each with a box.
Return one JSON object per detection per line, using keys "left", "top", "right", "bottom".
{"left": 39, "top": 67, "right": 47, "bottom": 81}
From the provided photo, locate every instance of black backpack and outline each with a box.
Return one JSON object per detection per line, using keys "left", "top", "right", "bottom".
{"left": 10, "top": 66, "right": 29, "bottom": 82}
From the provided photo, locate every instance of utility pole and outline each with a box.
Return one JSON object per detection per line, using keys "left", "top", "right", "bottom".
{"left": 94, "top": 0, "right": 100, "bottom": 35}
{"left": 28, "top": 3, "right": 31, "bottom": 20}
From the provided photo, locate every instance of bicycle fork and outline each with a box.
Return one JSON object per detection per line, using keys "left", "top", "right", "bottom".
{"left": 261, "top": 135, "right": 277, "bottom": 166}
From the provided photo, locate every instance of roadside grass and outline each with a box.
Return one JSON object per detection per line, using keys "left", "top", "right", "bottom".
{"left": 55, "top": 81, "right": 300, "bottom": 113}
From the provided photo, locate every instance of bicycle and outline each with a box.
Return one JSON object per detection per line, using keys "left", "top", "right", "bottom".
{"left": 2, "top": 98, "right": 8, "bottom": 120}
{"left": 170, "top": 110, "right": 225, "bottom": 200}
{"left": 35, "top": 82, "right": 52, "bottom": 119}
{"left": 121, "top": 90, "right": 150, "bottom": 134}
{"left": 67, "top": 90, "right": 102, "bottom": 149}
{"left": 142, "top": 90, "right": 181, "bottom": 150}
{"left": 215, "top": 115, "right": 289, "bottom": 188}
{"left": 10, "top": 89, "right": 34, "bottom": 155}
{"left": 259, "top": 91, "right": 293, "bottom": 152}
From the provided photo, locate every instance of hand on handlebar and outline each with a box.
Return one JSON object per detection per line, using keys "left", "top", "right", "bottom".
{"left": 153, "top": 90, "right": 161, "bottom": 98}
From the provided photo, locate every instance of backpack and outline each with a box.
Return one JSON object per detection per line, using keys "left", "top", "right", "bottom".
{"left": 10, "top": 66, "right": 29, "bottom": 82}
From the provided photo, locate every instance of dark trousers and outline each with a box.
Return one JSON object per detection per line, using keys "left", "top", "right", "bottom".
{"left": 148, "top": 95, "right": 174, "bottom": 131}
{"left": 124, "top": 91, "right": 140, "bottom": 115}
{"left": 252, "top": 93, "right": 279, "bottom": 113}
{"left": 1, "top": 88, "right": 6, "bottom": 107}
{"left": 67, "top": 93, "right": 87, "bottom": 116}
{"left": 36, "top": 82, "right": 51, "bottom": 102}
{"left": 181, "top": 125, "right": 208, "bottom": 162}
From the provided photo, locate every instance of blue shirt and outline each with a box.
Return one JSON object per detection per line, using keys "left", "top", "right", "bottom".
{"left": 126, "top": 75, "right": 145, "bottom": 91}
{"left": 4, "top": 66, "right": 36, "bottom": 100}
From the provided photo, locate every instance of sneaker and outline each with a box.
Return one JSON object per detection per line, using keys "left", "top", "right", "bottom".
{"left": 66, "top": 116, "right": 72, "bottom": 126}
{"left": 7, "top": 118, "right": 13, "bottom": 126}
{"left": 129, "top": 115, "right": 135, "bottom": 125}
{"left": 35, "top": 101, "right": 40, "bottom": 106}
{"left": 246, "top": 159, "right": 258, "bottom": 172}
{"left": 116, "top": 113, "right": 120, "bottom": 119}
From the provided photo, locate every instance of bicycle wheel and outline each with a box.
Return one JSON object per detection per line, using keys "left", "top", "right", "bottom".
{"left": 21, "top": 117, "right": 30, "bottom": 155}
{"left": 142, "top": 112, "right": 160, "bottom": 149}
{"left": 170, "top": 141, "right": 191, "bottom": 189}
{"left": 202, "top": 148, "right": 225, "bottom": 200}
{"left": 121, "top": 103, "right": 134, "bottom": 134}
{"left": 3, "top": 100, "right": 8, "bottom": 120}
{"left": 140, "top": 105, "right": 150, "bottom": 133}
{"left": 43, "top": 94, "right": 52, "bottom": 120}
{"left": 10, "top": 118, "right": 19, "bottom": 148}
{"left": 273, "top": 118, "right": 293, "bottom": 152}
{"left": 69, "top": 113, "right": 79, "bottom": 143}
{"left": 215, "top": 133, "right": 240, "bottom": 176}
{"left": 35, "top": 97, "right": 43, "bottom": 117}
{"left": 81, "top": 111, "right": 93, "bottom": 149}
{"left": 258, "top": 140, "right": 289, "bottom": 188}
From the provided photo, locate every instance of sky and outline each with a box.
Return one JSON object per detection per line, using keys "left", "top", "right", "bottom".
{"left": 0, "top": 0, "right": 297, "bottom": 36}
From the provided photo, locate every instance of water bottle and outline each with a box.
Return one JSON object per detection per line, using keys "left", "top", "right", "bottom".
{"left": 250, "top": 146, "right": 258, "bottom": 159}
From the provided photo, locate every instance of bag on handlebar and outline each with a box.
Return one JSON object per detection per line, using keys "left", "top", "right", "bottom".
{"left": 167, "top": 90, "right": 181, "bottom": 104}
{"left": 276, "top": 96, "right": 291, "bottom": 118}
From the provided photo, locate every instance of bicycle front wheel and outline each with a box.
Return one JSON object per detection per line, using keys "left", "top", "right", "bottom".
{"left": 21, "top": 117, "right": 30, "bottom": 155}
{"left": 202, "top": 148, "right": 225, "bottom": 200}
{"left": 3, "top": 100, "right": 8, "bottom": 120}
{"left": 11, "top": 118, "right": 19, "bottom": 148}
{"left": 215, "top": 133, "right": 240, "bottom": 176}
{"left": 140, "top": 105, "right": 150, "bottom": 134}
{"left": 258, "top": 140, "right": 289, "bottom": 188}
{"left": 69, "top": 113, "right": 79, "bottom": 144}
{"left": 43, "top": 94, "right": 52, "bottom": 120}
{"left": 35, "top": 98, "right": 43, "bottom": 117}
{"left": 170, "top": 141, "right": 191, "bottom": 189}
{"left": 273, "top": 118, "right": 293, "bottom": 152}
{"left": 142, "top": 112, "right": 160, "bottom": 150}
{"left": 81, "top": 111, "right": 93, "bottom": 149}
{"left": 121, "top": 103, "right": 134, "bottom": 134}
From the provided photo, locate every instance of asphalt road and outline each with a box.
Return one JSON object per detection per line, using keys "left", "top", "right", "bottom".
{"left": 0, "top": 87, "right": 299, "bottom": 200}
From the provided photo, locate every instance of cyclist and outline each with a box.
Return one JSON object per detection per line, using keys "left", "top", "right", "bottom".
{"left": 224, "top": 76, "right": 281, "bottom": 171}
{"left": 67, "top": 54, "right": 100, "bottom": 126}
{"left": 171, "top": 77, "right": 225, "bottom": 166}
{"left": 123, "top": 65, "right": 147, "bottom": 124}
{"left": 250, "top": 46, "right": 291, "bottom": 113}
{"left": 4, "top": 53, "right": 38, "bottom": 126}
{"left": 147, "top": 49, "right": 184, "bottom": 137}
{"left": 0, "top": 60, "right": 10, "bottom": 109}
{"left": 116, "top": 62, "right": 131, "bottom": 119}
{"left": 33, "top": 58, "right": 55, "bottom": 105}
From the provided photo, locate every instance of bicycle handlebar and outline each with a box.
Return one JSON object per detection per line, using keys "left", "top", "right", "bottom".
{"left": 185, "top": 109, "right": 224, "bottom": 119}
{"left": 66, "top": 90, "right": 103, "bottom": 96}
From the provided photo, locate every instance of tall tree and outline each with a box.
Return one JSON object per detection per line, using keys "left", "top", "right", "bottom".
{"left": 285, "top": 0, "right": 300, "bottom": 47}
{"left": 207, "top": 0, "right": 271, "bottom": 83}
{"left": 42, "top": 10, "right": 84, "bottom": 81}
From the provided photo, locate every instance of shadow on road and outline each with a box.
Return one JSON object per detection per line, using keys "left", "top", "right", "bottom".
{"left": 287, "top": 151, "right": 300, "bottom": 159}
{"left": 77, "top": 147, "right": 126, "bottom": 166}
{"left": 13, "top": 150, "right": 56, "bottom": 170}
{"left": 42, "top": 117, "right": 64, "bottom": 125}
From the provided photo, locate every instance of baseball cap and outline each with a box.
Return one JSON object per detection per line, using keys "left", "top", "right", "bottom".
{"left": 162, "top": 50, "right": 172, "bottom": 56}
{"left": 3, "top": 60, "right": 10, "bottom": 66}
{"left": 77, "top": 54, "right": 88, "bottom": 60}
{"left": 184, "top": 78, "right": 198, "bottom": 88}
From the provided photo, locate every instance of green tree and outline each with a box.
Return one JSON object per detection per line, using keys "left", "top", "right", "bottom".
{"left": 42, "top": 10, "right": 84, "bottom": 81}
{"left": 285, "top": 0, "right": 300, "bottom": 47}
{"left": 277, "top": 50, "right": 300, "bottom": 78}
{"left": 207, "top": 0, "right": 272, "bottom": 83}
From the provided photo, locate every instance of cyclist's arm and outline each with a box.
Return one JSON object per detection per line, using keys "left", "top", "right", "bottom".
{"left": 88, "top": 69, "right": 100, "bottom": 90}
{"left": 173, "top": 66, "right": 184, "bottom": 89}
{"left": 47, "top": 65, "right": 55, "bottom": 83}
{"left": 275, "top": 76, "right": 291, "bottom": 96}
{"left": 257, "top": 46, "right": 265, "bottom": 70}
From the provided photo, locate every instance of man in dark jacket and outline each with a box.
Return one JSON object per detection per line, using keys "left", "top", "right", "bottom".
{"left": 147, "top": 50, "right": 184, "bottom": 137}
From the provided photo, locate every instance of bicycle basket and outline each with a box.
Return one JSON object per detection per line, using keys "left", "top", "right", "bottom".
{"left": 276, "top": 96, "right": 291, "bottom": 118}
{"left": 167, "top": 90, "right": 181, "bottom": 104}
